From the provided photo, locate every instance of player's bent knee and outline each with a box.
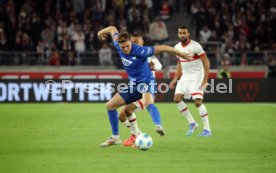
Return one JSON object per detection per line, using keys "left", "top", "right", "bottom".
{"left": 143, "top": 102, "right": 152, "bottom": 108}
{"left": 174, "top": 96, "right": 182, "bottom": 103}
{"left": 105, "top": 102, "right": 116, "bottom": 110}
{"left": 143, "top": 100, "right": 154, "bottom": 108}
{"left": 194, "top": 99, "right": 202, "bottom": 107}
{"left": 124, "top": 108, "right": 133, "bottom": 117}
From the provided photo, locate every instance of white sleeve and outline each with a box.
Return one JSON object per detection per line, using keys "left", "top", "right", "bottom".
{"left": 194, "top": 42, "right": 205, "bottom": 56}
{"left": 148, "top": 55, "right": 162, "bottom": 71}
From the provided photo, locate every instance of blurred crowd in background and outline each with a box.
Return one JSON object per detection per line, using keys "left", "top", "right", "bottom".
{"left": 191, "top": 0, "right": 275, "bottom": 51}
{"left": 0, "top": 0, "right": 275, "bottom": 67}
{"left": 0, "top": 0, "right": 171, "bottom": 51}
{"left": 188, "top": 0, "right": 275, "bottom": 67}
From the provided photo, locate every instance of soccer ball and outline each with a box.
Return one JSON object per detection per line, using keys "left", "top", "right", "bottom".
{"left": 135, "top": 133, "right": 153, "bottom": 151}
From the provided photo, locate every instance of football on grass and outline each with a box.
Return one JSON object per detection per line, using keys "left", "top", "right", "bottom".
{"left": 135, "top": 133, "right": 153, "bottom": 151}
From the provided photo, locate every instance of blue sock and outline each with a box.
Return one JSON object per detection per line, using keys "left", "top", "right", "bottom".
{"left": 107, "top": 110, "right": 119, "bottom": 135}
{"left": 146, "top": 104, "right": 161, "bottom": 125}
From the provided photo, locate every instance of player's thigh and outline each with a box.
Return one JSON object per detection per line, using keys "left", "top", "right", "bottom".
{"left": 142, "top": 92, "right": 154, "bottom": 107}
{"left": 124, "top": 103, "right": 138, "bottom": 116}
{"left": 174, "top": 81, "right": 187, "bottom": 102}
{"left": 190, "top": 81, "right": 204, "bottom": 101}
{"left": 105, "top": 93, "right": 126, "bottom": 110}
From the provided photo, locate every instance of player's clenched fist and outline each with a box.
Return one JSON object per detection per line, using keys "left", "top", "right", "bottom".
{"left": 98, "top": 33, "right": 108, "bottom": 41}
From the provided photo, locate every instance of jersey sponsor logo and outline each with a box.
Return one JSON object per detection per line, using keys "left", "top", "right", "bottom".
{"left": 121, "top": 57, "right": 133, "bottom": 66}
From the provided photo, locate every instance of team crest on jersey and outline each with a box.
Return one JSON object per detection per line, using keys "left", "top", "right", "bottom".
{"left": 121, "top": 57, "right": 133, "bottom": 66}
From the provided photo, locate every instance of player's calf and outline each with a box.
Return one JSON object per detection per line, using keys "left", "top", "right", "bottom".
{"left": 125, "top": 104, "right": 141, "bottom": 137}
{"left": 119, "top": 112, "right": 131, "bottom": 132}
{"left": 101, "top": 93, "right": 126, "bottom": 147}
{"left": 146, "top": 104, "right": 165, "bottom": 136}
{"left": 176, "top": 100, "right": 196, "bottom": 125}
{"left": 119, "top": 107, "right": 127, "bottom": 122}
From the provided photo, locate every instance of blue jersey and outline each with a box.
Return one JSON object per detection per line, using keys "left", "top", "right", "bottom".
{"left": 112, "top": 33, "right": 155, "bottom": 84}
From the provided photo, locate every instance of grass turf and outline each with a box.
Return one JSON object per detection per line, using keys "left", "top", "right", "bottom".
{"left": 0, "top": 103, "right": 276, "bottom": 173}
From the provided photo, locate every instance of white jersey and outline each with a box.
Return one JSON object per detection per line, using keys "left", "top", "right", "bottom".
{"left": 174, "top": 39, "right": 206, "bottom": 100}
{"left": 174, "top": 39, "right": 205, "bottom": 81}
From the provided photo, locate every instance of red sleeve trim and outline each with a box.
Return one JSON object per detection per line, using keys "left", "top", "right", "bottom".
{"left": 179, "top": 52, "right": 206, "bottom": 62}
{"left": 198, "top": 52, "right": 206, "bottom": 57}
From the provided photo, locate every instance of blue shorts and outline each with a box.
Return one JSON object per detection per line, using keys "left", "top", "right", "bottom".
{"left": 119, "top": 81, "right": 157, "bottom": 104}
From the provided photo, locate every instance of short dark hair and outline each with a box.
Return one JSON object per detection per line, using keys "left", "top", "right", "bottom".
{"left": 178, "top": 26, "right": 189, "bottom": 30}
{"left": 131, "top": 33, "right": 142, "bottom": 37}
{"left": 118, "top": 32, "right": 131, "bottom": 43}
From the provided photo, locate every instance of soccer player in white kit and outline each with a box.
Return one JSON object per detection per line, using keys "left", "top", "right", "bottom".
{"left": 169, "top": 26, "right": 212, "bottom": 136}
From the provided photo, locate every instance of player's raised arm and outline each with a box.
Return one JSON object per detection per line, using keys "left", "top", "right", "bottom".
{"left": 154, "top": 45, "right": 192, "bottom": 60}
{"left": 97, "top": 26, "right": 119, "bottom": 41}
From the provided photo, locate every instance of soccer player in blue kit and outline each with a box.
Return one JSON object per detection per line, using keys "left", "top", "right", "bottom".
{"left": 98, "top": 26, "right": 192, "bottom": 147}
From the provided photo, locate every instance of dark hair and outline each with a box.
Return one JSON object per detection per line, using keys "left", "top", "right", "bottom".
{"left": 118, "top": 32, "right": 131, "bottom": 43}
{"left": 131, "top": 33, "right": 142, "bottom": 37}
{"left": 178, "top": 26, "right": 189, "bottom": 30}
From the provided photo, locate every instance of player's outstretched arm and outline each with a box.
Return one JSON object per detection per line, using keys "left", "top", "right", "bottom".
{"left": 154, "top": 45, "right": 192, "bottom": 60}
{"left": 97, "top": 26, "right": 119, "bottom": 41}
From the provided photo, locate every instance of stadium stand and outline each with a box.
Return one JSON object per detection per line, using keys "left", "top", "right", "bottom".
{"left": 0, "top": 0, "right": 275, "bottom": 78}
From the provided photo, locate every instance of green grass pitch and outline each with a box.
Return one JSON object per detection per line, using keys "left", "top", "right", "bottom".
{"left": 0, "top": 103, "right": 276, "bottom": 173}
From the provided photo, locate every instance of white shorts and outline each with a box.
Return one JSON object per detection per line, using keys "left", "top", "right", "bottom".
{"left": 175, "top": 79, "right": 204, "bottom": 100}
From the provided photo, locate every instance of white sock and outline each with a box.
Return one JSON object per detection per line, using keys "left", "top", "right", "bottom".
{"left": 122, "top": 120, "right": 134, "bottom": 134}
{"left": 197, "top": 104, "right": 210, "bottom": 131}
{"left": 127, "top": 113, "right": 141, "bottom": 136}
{"left": 112, "top": 135, "right": 120, "bottom": 139}
{"left": 156, "top": 125, "right": 162, "bottom": 128}
{"left": 176, "top": 101, "right": 196, "bottom": 124}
